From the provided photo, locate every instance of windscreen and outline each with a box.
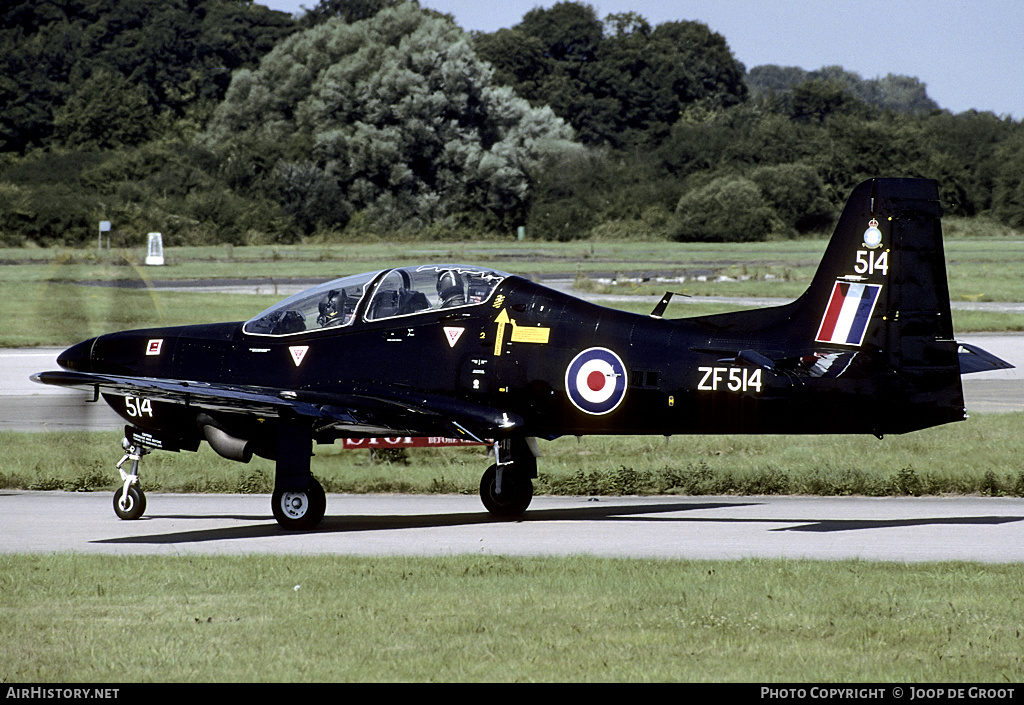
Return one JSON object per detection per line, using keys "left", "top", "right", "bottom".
{"left": 243, "top": 271, "right": 381, "bottom": 336}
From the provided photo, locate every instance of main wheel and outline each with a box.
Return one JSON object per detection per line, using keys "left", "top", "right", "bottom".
{"left": 113, "top": 485, "right": 146, "bottom": 520}
{"left": 271, "top": 477, "right": 326, "bottom": 530}
{"left": 480, "top": 464, "right": 533, "bottom": 519}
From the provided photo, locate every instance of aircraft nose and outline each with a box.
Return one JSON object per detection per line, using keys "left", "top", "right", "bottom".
{"left": 56, "top": 337, "right": 97, "bottom": 372}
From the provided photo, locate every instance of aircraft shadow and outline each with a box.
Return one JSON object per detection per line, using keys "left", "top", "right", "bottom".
{"left": 771, "top": 515, "right": 1024, "bottom": 532}
{"left": 91, "top": 498, "right": 1024, "bottom": 546}
{"left": 93, "top": 500, "right": 750, "bottom": 545}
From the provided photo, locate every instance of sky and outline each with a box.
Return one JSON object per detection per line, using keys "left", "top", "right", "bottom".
{"left": 258, "top": 0, "right": 1024, "bottom": 120}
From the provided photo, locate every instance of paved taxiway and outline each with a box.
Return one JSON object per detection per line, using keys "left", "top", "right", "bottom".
{"left": 1, "top": 491, "right": 1022, "bottom": 562}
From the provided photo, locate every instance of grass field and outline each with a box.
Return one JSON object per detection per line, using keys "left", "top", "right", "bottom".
{"left": 2, "top": 417, "right": 1021, "bottom": 683}
{"left": 1, "top": 554, "right": 1022, "bottom": 682}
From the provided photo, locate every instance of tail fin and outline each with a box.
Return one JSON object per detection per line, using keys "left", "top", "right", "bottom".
{"left": 689, "top": 178, "right": 953, "bottom": 354}
{"left": 687, "top": 178, "right": 986, "bottom": 433}
{"left": 791, "top": 178, "right": 1010, "bottom": 429}
{"left": 801, "top": 178, "right": 952, "bottom": 353}
{"left": 800, "top": 178, "right": 963, "bottom": 431}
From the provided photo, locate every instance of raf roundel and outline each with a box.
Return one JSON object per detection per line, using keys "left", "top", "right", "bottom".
{"left": 565, "top": 347, "right": 628, "bottom": 415}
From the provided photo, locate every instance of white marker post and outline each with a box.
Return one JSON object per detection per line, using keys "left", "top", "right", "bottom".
{"left": 145, "top": 232, "right": 165, "bottom": 265}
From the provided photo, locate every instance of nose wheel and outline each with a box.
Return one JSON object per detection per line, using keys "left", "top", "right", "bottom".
{"left": 113, "top": 438, "right": 148, "bottom": 520}
{"left": 113, "top": 484, "right": 146, "bottom": 520}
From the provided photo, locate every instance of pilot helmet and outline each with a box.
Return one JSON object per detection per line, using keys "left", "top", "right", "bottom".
{"left": 317, "top": 289, "right": 346, "bottom": 326}
{"left": 436, "top": 270, "right": 465, "bottom": 298}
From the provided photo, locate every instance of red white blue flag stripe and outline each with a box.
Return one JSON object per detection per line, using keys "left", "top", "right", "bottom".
{"left": 816, "top": 281, "right": 882, "bottom": 346}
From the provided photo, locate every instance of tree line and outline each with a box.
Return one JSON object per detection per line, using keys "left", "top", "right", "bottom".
{"left": 1, "top": 0, "right": 1021, "bottom": 249}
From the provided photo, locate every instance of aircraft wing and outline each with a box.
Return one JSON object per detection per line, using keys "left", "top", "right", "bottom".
{"left": 30, "top": 370, "right": 520, "bottom": 442}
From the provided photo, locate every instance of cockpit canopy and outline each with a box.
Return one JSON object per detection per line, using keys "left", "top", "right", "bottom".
{"left": 243, "top": 265, "right": 509, "bottom": 337}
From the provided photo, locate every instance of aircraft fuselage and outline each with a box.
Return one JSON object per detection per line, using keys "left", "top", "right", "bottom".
{"left": 59, "top": 274, "right": 956, "bottom": 451}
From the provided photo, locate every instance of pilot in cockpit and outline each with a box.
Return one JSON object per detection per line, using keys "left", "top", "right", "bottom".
{"left": 436, "top": 270, "right": 467, "bottom": 308}
{"left": 317, "top": 289, "right": 351, "bottom": 327}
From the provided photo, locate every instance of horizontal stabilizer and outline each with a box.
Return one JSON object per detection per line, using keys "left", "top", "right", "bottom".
{"left": 958, "top": 343, "right": 1015, "bottom": 375}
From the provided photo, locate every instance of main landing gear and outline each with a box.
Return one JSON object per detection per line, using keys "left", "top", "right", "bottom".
{"left": 480, "top": 438, "right": 537, "bottom": 519}
{"left": 108, "top": 431, "right": 536, "bottom": 526}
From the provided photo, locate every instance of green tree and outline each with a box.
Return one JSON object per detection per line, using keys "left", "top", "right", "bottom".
{"left": 920, "top": 110, "right": 1018, "bottom": 216}
{"left": 672, "top": 176, "right": 774, "bottom": 242}
{"left": 748, "top": 65, "right": 939, "bottom": 115}
{"left": 746, "top": 65, "right": 809, "bottom": 96}
{"left": 862, "top": 74, "right": 939, "bottom": 115}
{"left": 473, "top": 28, "right": 549, "bottom": 99}
{"left": 0, "top": 2, "right": 83, "bottom": 152}
{"left": 526, "top": 148, "right": 680, "bottom": 240}
{"left": 53, "top": 70, "right": 155, "bottom": 149}
{"left": 475, "top": 3, "right": 746, "bottom": 149}
{"left": 991, "top": 131, "right": 1024, "bottom": 228}
{"left": 0, "top": 0, "right": 296, "bottom": 154}
{"left": 749, "top": 163, "right": 833, "bottom": 234}
{"left": 297, "top": 0, "right": 409, "bottom": 27}
{"left": 815, "top": 114, "right": 933, "bottom": 194}
{"left": 648, "top": 20, "right": 746, "bottom": 109}
{"left": 526, "top": 150, "right": 607, "bottom": 240}
{"left": 517, "top": 1, "right": 603, "bottom": 66}
{"left": 201, "top": 4, "right": 579, "bottom": 234}
{"left": 790, "top": 79, "right": 871, "bottom": 123}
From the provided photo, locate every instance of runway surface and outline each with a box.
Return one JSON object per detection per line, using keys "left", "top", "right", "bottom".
{"left": 1, "top": 491, "right": 1022, "bottom": 562}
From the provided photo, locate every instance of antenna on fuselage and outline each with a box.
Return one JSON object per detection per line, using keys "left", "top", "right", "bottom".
{"left": 649, "top": 291, "right": 688, "bottom": 319}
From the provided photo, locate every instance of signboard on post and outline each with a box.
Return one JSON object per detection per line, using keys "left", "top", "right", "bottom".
{"left": 98, "top": 221, "right": 111, "bottom": 250}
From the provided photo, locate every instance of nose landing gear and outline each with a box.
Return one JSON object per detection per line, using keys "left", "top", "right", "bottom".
{"left": 113, "top": 438, "right": 148, "bottom": 520}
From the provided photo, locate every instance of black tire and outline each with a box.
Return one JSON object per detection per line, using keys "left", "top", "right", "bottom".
{"left": 271, "top": 477, "right": 326, "bottom": 530}
{"left": 479, "top": 464, "right": 533, "bottom": 519}
{"left": 113, "top": 485, "right": 146, "bottom": 521}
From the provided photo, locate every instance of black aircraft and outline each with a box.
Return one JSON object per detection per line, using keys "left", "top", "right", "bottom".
{"left": 32, "top": 178, "right": 1012, "bottom": 528}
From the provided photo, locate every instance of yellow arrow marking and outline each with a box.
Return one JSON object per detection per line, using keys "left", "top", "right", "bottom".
{"left": 494, "top": 309, "right": 510, "bottom": 356}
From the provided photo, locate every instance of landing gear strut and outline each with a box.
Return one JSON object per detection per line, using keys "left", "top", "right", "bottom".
{"left": 113, "top": 438, "right": 148, "bottom": 520}
{"left": 270, "top": 419, "right": 326, "bottom": 530}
